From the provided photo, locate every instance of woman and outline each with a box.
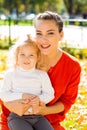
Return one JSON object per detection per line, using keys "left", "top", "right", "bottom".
{"left": 0, "top": 11, "right": 81, "bottom": 130}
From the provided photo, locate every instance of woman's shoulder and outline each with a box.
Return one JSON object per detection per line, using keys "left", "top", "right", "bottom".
{"left": 59, "top": 50, "right": 81, "bottom": 72}
{"left": 62, "top": 50, "right": 80, "bottom": 65}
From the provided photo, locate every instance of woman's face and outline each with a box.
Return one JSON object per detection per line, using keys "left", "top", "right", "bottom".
{"left": 35, "top": 20, "right": 63, "bottom": 55}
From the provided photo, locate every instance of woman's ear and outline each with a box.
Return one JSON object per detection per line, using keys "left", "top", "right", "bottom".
{"left": 59, "top": 31, "right": 64, "bottom": 40}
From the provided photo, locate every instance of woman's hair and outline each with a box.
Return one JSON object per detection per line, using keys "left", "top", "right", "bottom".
{"left": 34, "top": 11, "right": 63, "bottom": 32}
{"left": 8, "top": 35, "right": 46, "bottom": 71}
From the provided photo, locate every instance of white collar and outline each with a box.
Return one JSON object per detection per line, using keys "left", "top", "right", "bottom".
{"left": 16, "top": 66, "right": 35, "bottom": 73}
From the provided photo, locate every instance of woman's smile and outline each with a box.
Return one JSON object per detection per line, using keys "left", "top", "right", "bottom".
{"left": 41, "top": 44, "right": 51, "bottom": 49}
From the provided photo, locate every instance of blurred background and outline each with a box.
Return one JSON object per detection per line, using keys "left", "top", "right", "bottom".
{"left": 0, "top": 1, "right": 87, "bottom": 129}
{"left": 0, "top": 0, "right": 87, "bottom": 20}
{"left": 0, "top": 0, "right": 87, "bottom": 48}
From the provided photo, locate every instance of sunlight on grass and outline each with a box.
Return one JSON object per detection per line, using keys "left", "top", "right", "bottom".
{"left": 61, "top": 59, "right": 87, "bottom": 129}
{"left": 0, "top": 50, "right": 8, "bottom": 73}
{"left": 61, "top": 86, "right": 87, "bottom": 130}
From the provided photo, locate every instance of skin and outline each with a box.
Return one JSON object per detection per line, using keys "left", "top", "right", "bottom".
{"left": 35, "top": 20, "right": 64, "bottom": 69}
{"left": 35, "top": 19, "right": 65, "bottom": 115}
{"left": 17, "top": 46, "right": 38, "bottom": 70}
{"left": 4, "top": 19, "right": 65, "bottom": 116}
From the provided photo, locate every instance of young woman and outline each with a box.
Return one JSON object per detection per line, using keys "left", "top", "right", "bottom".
{"left": 0, "top": 11, "right": 81, "bottom": 130}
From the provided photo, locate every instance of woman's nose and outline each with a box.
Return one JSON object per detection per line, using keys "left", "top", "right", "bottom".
{"left": 41, "top": 35, "right": 48, "bottom": 40}
{"left": 38, "top": 36, "right": 49, "bottom": 42}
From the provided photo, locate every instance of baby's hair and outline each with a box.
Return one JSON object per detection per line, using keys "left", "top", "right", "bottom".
{"left": 8, "top": 35, "right": 47, "bottom": 71}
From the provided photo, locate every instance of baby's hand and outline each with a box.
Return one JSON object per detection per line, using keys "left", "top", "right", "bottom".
{"left": 30, "top": 96, "right": 40, "bottom": 114}
{"left": 30, "top": 96, "right": 40, "bottom": 105}
{"left": 22, "top": 93, "right": 35, "bottom": 100}
{"left": 19, "top": 99, "right": 30, "bottom": 104}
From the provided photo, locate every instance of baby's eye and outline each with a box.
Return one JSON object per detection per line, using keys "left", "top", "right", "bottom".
{"left": 20, "top": 53, "right": 25, "bottom": 56}
{"left": 29, "top": 54, "right": 35, "bottom": 58}
{"left": 30, "top": 54, "right": 34, "bottom": 56}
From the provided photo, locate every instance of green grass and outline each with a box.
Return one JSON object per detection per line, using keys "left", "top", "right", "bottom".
{"left": 0, "top": 19, "right": 33, "bottom": 26}
{"left": 0, "top": 49, "right": 9, "bottom": 54}
{"left": 61, "top": 59, "right": 87, "bottom": 129}
{"left": 61, "top": 86, "right": 87, "bottom": 130}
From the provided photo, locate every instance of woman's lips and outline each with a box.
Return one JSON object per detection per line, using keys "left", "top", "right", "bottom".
{"left": 41, "top": 44, "right": 51, "bottom": 49}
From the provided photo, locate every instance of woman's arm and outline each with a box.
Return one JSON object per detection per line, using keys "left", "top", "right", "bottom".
{"left": 4, "top": 99, "right": 31, "bottom": 116}
{"left": 3, "top": 94, "right": 40, "bottom": 116}
{"left": 37, "top": 101, "right": 64, "bottom": 115}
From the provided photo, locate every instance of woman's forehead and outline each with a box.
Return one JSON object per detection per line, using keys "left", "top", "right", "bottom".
{"left": 35, "top": 20, "right": 58, "bottom": 31}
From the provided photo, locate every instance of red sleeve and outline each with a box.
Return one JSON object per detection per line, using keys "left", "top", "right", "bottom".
{"left": 60, "top": 61, "right": 81, "bottom": 113}
{"left": 47, "top": 52, "right": 81, "bottom": 118}
{"left": 45, "top": 52, "right": 81, "bottom": 126}
{"left": 0, "top": 99, "right": 10, "bottom": 130}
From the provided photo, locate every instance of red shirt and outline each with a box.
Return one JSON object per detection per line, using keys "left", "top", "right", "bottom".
{"left": 45, "top": 52, "right": 81, "bottom": 130}
{"left": 0, "top": 99, "right": 10, "bottom": 130}
{"left": 0, "top": 51, "right": 81, "bottom": 130}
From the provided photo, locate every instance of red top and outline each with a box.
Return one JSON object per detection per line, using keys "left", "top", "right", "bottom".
{"left": 45, "top": 52, "right": 81, "bottom": 130}
{"left": 0, "top": 99, "right": 10, "bottom": 130}
{"left": 0, "top": 51, "right": 81, "bottom": 130}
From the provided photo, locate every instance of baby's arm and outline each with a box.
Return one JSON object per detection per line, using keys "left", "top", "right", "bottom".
{"left": 0, "top": 71, "right": 23, "bottom": 102}
{"left": 38, "top": 71, "right": 54, "bottom": 103}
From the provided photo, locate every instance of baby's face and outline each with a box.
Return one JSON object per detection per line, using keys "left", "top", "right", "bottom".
{"left": 17, "top": 46, "right": 37, "bottom": 70}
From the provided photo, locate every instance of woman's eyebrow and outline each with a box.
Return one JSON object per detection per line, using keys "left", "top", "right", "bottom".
{"left": 36, "top": 29, "right": 55, "bottom": 32}
{"left": 36, "top": 30, "right": 41, "bottom": 32}
{"left": 47, "top": 29, "right": 55, "bottom": 32}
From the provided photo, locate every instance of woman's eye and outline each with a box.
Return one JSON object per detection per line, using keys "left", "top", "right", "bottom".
{"left": 48, "top": 32, "right": 54, "bottom": 35}
{"left": 36, "top": 33, "right": 42, "bottom": 36}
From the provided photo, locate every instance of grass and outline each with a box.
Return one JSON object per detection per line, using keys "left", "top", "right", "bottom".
{"left": 0, "top": 49, "right": 8, "bottom": 73}
{"left": 0, "top": 19, "right": 33, "bottom": 26}
{"left": 61, "top": 86, "right": 87, "bottom": 130}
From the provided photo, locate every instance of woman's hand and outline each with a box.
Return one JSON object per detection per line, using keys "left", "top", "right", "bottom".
{"left": 23, "top": 97, "right": 46, "bottom": 115}
{"left": 37, "top": 101, "right": 65, "bottom": 115}
{"left": 36, "top": 101, "right": 47, "bottom": 115}
{"left": 4, "top": 99, "right": 31, "bottom": 116}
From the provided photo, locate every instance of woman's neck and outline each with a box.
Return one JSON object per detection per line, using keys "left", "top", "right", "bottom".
{"left": 43, "top": 48, "right": 63, "bottom": 70}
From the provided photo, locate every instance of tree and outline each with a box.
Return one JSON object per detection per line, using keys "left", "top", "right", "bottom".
{"left": 63, "top": 0, "right": 87, "bottom": 18}
{"left": 33, "top": 0, "right": 60, "bottom": 12}
{"left": 1, "top": 0, "right": 61, "bottom": 15}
